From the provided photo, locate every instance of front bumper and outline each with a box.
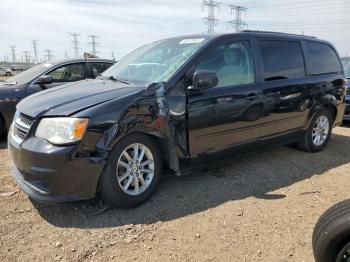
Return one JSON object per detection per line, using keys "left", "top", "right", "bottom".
{"left": 344, "top": 97, "right": 350, "bottom": 121}
{"left": 8, "top": 136, "right": 105, "bottom": 203}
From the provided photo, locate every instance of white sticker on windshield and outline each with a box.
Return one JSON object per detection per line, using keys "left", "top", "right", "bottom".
{"left": 43, "top": 63, "right": 52, "bottom": 67}
{"left": 179, "top": 38, "right": 205, "bottom": 44}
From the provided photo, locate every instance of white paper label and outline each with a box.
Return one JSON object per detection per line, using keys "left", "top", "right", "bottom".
{"left": 179, "top": 38, "right": 205, "bottom": 44}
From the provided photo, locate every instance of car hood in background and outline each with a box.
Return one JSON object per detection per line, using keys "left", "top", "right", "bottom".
{"left": 17, "top": 79, "right": 145, "bottom": 118}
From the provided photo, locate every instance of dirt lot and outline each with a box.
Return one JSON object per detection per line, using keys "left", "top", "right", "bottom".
{"left": 1, "top": 124, "right": 350, "bottom": 262}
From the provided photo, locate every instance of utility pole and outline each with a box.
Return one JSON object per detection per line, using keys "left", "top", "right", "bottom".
{"left": 88, "top": 35, "right": 99, "bottom": 56}
{"left": 31, "top": 39, "right": 39, "bottom": 64}
{"left": 44, "top": 49, "right": 53, "bottom": 61}
{"left": 9, "top": 45, "right": 16, "bottom": 63}
{"left": 202, "top": 0, "right": 221, "bottom": 33}
{"left": 23, "top": 51, "right": 31, "bottom": 64}
{"left": 228, "top": 5, "right": 248, "bottom": 32}
{"left": 70, "top": 33, "right": 81, "bottom": 58}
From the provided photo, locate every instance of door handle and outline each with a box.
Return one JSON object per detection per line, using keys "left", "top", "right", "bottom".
{"left": 266, "top": 91, "right": 281, "bottom": 97}
{"left": 246, "top": 93, "right": 260, "bottom": 101}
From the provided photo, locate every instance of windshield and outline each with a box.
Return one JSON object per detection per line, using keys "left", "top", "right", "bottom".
{"left": 341, "top": 58, "right": 350, "bottom": 78}
{"left": 101, "top": 36, "right": 212, "bottom": 85}
{"left": 5, "top": 62, "right": 54, "bottom": 84}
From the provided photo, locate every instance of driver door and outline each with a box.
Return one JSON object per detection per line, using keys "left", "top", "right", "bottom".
{"left": 187, "top": 38, "right": 263, "bottom": 158}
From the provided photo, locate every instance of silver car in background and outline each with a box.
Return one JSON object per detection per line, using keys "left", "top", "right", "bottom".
{"left": 341, "top": 57, "right": 350, "bottom": 121}
{"left": 0, "top": 67, "right": 12, "bottom": 76}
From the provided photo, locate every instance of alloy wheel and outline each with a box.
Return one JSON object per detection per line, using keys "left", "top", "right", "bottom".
{"left": 312, "top": 115, "right": 330, "bottom": 146}
{"left": 116, "top": 143, "right": 155, "bottom": 196}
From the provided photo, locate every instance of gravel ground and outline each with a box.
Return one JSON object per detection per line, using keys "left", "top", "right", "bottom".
{"left": 0, "top": 124, "right": 350, "bottom": 262}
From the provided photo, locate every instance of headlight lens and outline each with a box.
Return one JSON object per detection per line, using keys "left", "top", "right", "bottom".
{"left": 35, "top": 118, "right": 89, "bottom": 145}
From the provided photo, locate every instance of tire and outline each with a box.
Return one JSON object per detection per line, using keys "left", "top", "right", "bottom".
{"left": 313, "top": 199, "right": 350, "bottom": 262}
{"left": 100, "top": 133, "right": 162, "bottom": 208}
{"left": 5, "top": 72, "right": 11, "bottom": 76}
{"left": 298, "top": 108, "right": 333, "bottom": 152}
{"left": 0, "top": 117, "right": 4, "bottom": 139}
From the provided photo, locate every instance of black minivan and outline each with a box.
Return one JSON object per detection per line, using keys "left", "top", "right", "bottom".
{"left": 8, "top": 31, "right": 346, "bottom": 207}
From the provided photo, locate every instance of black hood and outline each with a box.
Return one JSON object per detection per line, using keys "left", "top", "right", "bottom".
{"left": 17, "top": 79, "right": 145, "bottom": 118}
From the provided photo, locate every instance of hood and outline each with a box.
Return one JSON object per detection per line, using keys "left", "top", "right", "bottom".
{"left": 17, "top": 79, "right": 144, "bottom": 118}
{"left": 0, "top": 82, "right": 25, "bottom": 100}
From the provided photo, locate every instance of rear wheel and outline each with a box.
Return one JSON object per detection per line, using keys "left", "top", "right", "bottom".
{"left": 5, "top": 72, "right": 11, "bottom": 76}
{"left": 298, "top": 108, "right": 333, "bottom": 152}
{"left": 100, "top": 133, "right": 162, "bottom": 207}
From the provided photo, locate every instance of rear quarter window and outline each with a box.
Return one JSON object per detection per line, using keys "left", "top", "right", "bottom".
{"left": 304, "top": 41, "right": 342, "bottom": 75}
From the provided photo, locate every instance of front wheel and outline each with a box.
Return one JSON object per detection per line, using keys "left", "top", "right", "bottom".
{"left": 100, "top": 133, "right": 162, "bottom": 208}
{"left": 298, "top": 108, "right": 333, "bottom": 152}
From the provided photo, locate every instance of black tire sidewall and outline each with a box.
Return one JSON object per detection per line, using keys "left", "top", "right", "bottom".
{"left": 306, "top": 109, "right": 333, "bottom": 152}
{"left": 100, "top": 133, "right": 162, "bottom": 207}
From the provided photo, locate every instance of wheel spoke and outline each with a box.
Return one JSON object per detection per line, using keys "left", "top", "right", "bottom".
{"left": 118, "top": 171, "right": 130, "bottom": 182}
{"left": 124, "top": 176, "right": 133, "bottom": 191}
{"left": 141, "top": 168, "right": 154, "bottom": 174}
{"left": 134, "top": 176, "right": 139, "bottom": 194}
{"left": 133, "top": 144, "right": 139, "bottom": 160}
{"left": 140, "top": 159, "right": 153, "bottom": 167}
{"left": 118, "top": 161, "right": 130, "bottom": 169}
{"left": 138, "top": 146, "right": 146, "bottom": 162}
{"left": 123, "top": 151, "right": 133, "bottom": 163}
{"left": 138, "top": 175, "right": 146, "bottom": 186}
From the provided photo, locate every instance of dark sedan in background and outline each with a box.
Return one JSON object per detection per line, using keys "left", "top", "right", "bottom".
{"left": 0, "top": 58, "right": 114, "bottom": 138}
{"left": 341, "top": 57, "right": 350, "bottom": 121}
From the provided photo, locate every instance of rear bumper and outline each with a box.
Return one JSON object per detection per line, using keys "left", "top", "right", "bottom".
{"left": 8, "top": 136, "right": 105, "bottom": 203}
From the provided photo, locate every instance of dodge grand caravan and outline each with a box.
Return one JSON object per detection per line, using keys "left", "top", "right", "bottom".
{"left": 8, "top": 31, "right": 346, "bottom": 207}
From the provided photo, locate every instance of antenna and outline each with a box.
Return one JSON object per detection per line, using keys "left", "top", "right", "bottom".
{"left": 227, "top": 5, "right": 248, "bottom": 32}
{"left": 202, "top": 0, "right": 221, "bottom": 33}
{"left": 70, "top": 33, "right": 81, "bottom": 58}
{"left": 88, "top": 35, "right": 100, "bottom": 56}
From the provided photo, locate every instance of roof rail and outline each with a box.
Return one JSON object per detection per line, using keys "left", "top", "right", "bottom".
{"left": 241, "top": 30, "right": 317, "bottom": 39}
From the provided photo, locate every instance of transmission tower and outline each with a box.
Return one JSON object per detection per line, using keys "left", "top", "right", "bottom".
{"left": 70, "top": 33, "right": 81, "bottom": 58}
{"left": 88, "top": 35, "right": 99, "bottom": 56}
{"left": 31, "top": 40, "right": 39, "bottom": 64}
{"left": 202, "top": 0, "right": 221, "bottom": 33}
{"left": 44, "top": 49, "right": 54, "bottom": 61}
{"left": 9, "top": 45, "right": 16, "bottom": 63}
{"left": 111, "top": 51, "right": 115, "bottom": 60}
{"left": 23, "top": 51, "right": 31, "bottom": 64}
{"left": 228, "top": 5, "right": 248, "bottom": 32}
{"left": 64, "top": 51, "right": 69, "bottom": 60}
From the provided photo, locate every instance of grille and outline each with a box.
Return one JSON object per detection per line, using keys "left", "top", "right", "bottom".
{"left": 11, "top": 113, "right": 34, "bottom": 144}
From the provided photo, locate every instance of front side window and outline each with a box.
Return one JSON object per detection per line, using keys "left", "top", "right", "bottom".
{"left": 91, "top": 63, "right": 113, "bottom": 78}
{"left": 196, "top": 40, "right": 255, "bottom": 88}
{"left": 305, "top": 42, "right": 342, "bottom": 75}
{"left": 48, "top": 63, "right": 86, "bottom": 82}
{"left": 101, "top": 36, "right": 213, "bottom": 85}
{"left": 260, "top": 40, "right": 305, "bottom": 81}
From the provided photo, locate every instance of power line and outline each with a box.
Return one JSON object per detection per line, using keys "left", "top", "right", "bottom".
{"left": 228, "top": 5, "right": 248, "bottom": 32}
{"left": 9, "top": 45, "right": 16, "bottom": 63}
{"left": 88, "top": 35, "right": 100, "bottom": 56}
{"left": 70, "top": 33, "right": 81, "bottom": 58}
{"left": 202, "top": 0, "right": 221, "bottom": 33}
{"left": 23, "top": 51, "right": 31, "bottom": 64}
{"left": 31, "top": 39, "right": 39, "bottom": 64}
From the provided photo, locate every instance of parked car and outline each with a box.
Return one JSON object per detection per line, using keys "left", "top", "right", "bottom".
{"left": 313, "top": 199, "right": 350, "bottom": 262}
{"left": 0, "top": 67, "right": 12, "bottom": 76}
{"left": 0, "top": 58, "right": 114, "bottom": 138}
{"left": 341, "top": 57, "right": 350, "bottom": 121}
{"left": 8, "top": 31, "right": 346, "bottom": 207}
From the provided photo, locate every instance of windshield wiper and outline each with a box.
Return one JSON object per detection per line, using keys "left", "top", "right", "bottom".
{"left": 108, "top": 76, "right": 130, "bottom": 84}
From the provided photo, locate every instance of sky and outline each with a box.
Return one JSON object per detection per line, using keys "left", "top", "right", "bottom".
{"left": 0, "top": 0, "right": 349, "bottom": 62}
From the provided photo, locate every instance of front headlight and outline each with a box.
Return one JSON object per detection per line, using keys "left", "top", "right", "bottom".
{"left": 35, "top": 117, "right": 89, "bottom": 145}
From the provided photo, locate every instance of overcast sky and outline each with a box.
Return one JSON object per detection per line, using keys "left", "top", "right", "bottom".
{"left": 0, "top": 0, "right": 349, "bottom": 62}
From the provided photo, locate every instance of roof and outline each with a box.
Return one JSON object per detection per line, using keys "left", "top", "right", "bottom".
{"left": 48, "top": 58, "right": 115, "bottom": 66}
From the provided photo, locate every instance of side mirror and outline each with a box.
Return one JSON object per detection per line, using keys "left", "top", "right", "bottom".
{"left": 191, "top": 70, "right": 218, "bottom": 90}
{"left": 36, "top": 75, "right": 53, "bottom": 85}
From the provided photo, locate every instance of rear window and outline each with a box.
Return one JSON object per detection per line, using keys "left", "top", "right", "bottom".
{"left": 305, "top": 42, "right": 342, "bottom": 75}
{"left": 260, "top": 40, "right": 305, "bottom": 81}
